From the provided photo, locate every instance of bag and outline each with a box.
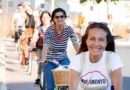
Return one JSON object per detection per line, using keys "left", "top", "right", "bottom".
{"left": 36, "top": 30, "right": 44, "bottom": 49}
{"left": 36, "top": 37, "right": 43, "bottom": 49}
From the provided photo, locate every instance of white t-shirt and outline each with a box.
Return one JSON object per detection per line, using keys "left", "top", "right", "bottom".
{"left": 69, "top": 51, "right": 124, "bottom": 90}
{"left": 12, "top": 11, "right": 25, "bottom": 30}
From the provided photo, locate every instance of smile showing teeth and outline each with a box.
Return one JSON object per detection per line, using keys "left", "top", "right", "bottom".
{"left": 93, "top": 49, "right": 99, "bottom": 51}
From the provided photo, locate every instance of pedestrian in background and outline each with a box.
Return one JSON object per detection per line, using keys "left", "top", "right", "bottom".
{"left": 20, "top": 4, "right": 36, "bottom": 66}
{"left": 29, "top": 10, "right": 51, "bottom": 88}
{"left": 77, "top": 12, "right": 85, "bottom": 29}
{"left": 41, "top": 8, "right": 79, "bottom": 90}
{"left": 69, "top": 22, "right": 124, "bottom": 90}
{"left": 11, "top": 3, "right": 25, "bottom": 50}
{"left": 107, "top": 14, "right": 113, "bottom": 34}
{"left": 77, "top": 12, "right": 85, "bottom": 37}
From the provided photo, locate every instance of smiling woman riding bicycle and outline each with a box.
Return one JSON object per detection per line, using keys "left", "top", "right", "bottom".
{"left": 40, "top": 8, "right": 79, "bottom": 90}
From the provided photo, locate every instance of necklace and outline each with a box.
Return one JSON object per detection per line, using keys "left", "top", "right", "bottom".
{"left": 54, "top": 25, "right": 64, "bottom": 43}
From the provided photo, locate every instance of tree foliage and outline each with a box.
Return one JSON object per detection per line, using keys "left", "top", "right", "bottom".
{"left": 80, "top": 0, "right": 119, "bottom": 4}
{"left": 80, "top": 0, "right": 87, "bottom": 4}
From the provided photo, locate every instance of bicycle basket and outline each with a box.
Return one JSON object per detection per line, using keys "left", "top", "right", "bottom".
{"left": 52, "top": 65, "right": 70, "bottom": 86}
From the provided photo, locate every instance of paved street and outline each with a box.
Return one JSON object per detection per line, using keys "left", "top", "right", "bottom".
{"left": 0, "top": 39, "right": 6, "bottom": 90}
{"left": 0, "top": 38, "right": 40, "bottom": 90}
{"left": 0, "top": 38, "right": 130, "bottom": 90}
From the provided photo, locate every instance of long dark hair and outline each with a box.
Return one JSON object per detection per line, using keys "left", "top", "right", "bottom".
{"left": 78, "top": 22, "right": 115, "bottom": 54}
{"left": 40, "top": 11, "right": 51, "bottom": 26}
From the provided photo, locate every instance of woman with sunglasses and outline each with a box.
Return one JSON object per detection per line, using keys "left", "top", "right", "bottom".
{"left": 69, "top": 22, "right": 124, "bottom": 90}
{"left": 41, "top": 8, "right": 79, "bottom": 90}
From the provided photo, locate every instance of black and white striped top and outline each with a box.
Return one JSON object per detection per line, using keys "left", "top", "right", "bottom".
{"left": 43, "top": 25, "right": 78, "bottom": 61}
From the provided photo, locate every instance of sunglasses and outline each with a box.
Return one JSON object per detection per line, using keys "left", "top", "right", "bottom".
{"left": 54, "top": 15, "right": 65, "bottom": 19}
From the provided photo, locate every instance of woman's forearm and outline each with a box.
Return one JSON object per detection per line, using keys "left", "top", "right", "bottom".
{"left": 41, "top": 44, "right": 47, "bottom": 63}
{"left": 112, "top": 69, "right": 123, "bottom": 90}
{"left": 69, "top": 69, "right": 79, "bottom": 90}
{"left": 74, "top": 44, "right": 80, "bottom": 53}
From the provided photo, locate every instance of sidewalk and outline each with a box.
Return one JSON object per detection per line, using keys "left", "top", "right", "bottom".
{"left": 0, "top": 39, "right": 7, "bottom": 90}
{"left": 0, "top": 38, "right": 41, "bottom": 90}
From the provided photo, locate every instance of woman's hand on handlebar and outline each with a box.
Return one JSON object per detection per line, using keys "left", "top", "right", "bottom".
{"left": 40, "top": 59, "right": 47, "bottom": 64}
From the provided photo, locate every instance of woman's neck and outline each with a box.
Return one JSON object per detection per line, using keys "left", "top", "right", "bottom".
{"left": 42, "top": 25, "right": 48, "bottom": 31}
{"left": 43, "top": 23, "right": 50, "bottom": 27}
{"left": 89, "top": 54, "right": 102, "bottom": 63}
{"left": 55, "top": 24, "right": 64, "bottom": 32}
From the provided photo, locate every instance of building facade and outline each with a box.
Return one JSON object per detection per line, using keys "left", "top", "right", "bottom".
{"left": 1, "top": 0, "right": 130, "bottom": 38}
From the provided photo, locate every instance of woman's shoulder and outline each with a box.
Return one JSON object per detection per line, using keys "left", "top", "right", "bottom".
{"left": 103, "top": 51, "right": 122, "bottom": 64}
{"left": 70, "top": 53, "right": 83, "bottom": 63}
{"left": 47, "top": 25, "right": 53, "bottom": 29}
{"left": 69, "top": 52, "right": 89, "bottom": 72}
{"left": 37, "top": 26, "right": 42, "bottom": 29}
{"left": 76, "top": 52, "right": 89, "bottom": 59}
{"left": 104, "top": 51, "right": 124, "bottom": 71}
{"left": 45, "top": 25, "right": 54, "bottom": 32}
{"left": 64, "top": 25, "right": 75, "bottom": 35}
{"left": 104, "top": 51, "right": 120, "bottom": 58}
{"left": 64, "top": 25, "right": 72, "bottom": 30}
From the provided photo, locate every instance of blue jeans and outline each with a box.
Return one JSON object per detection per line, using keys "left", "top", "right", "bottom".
{"left": 43, "top": 57, "right": 70, "bottom": 90}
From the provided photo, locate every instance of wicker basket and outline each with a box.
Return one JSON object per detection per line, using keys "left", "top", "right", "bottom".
{"left": 52, "top": 66, "right": 70, "bottom": 86}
